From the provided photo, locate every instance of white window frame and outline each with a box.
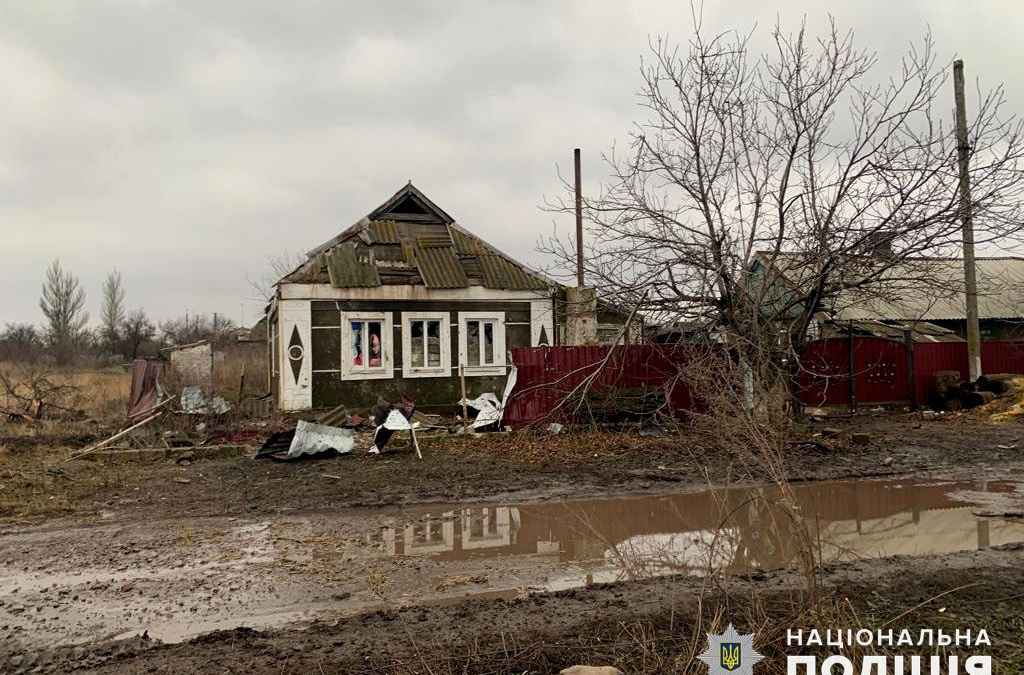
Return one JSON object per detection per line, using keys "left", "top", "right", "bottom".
{"left": 401, "top": 311, "right": 451, "bottom": 378}
{"left": 340, "top": 312, "right": 394, "bottom": 380}
{"left": 458, "top": 311, "right": 506, "bottom": 376}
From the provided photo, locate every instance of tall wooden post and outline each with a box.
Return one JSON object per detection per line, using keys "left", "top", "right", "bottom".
{"left": 574, "top": 148, "right": 584, "bottom": 289}
{"left": 904, "top": 328, "right": 917, "bottom": 411}
{"left": 847, "top": 324, "right": 857, "bottom": 414}
{"left": 954, "top": 59, "right": 982, "bottom": 381}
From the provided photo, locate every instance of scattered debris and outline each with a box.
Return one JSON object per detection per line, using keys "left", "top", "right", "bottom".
{"left": 288, "top": 420, "right": 355, "bottom": 459}
{"left": 254, "top": 429, "right": 296, "bottom": 460}
{"left": 370, "top": 396, "right": 421, "bottom": 457}
{"left": 974, "top": 375, "right": 1024, "bottom": 421}
{"left": 318, "top": 403, "right": 365, "bottom": 428}
{"left": 64, "top": 401, "right": 174, "bottom": 463}
{"left": 180, "top": 386, "right": 230, "bottom": 415}
{"left": 127, "top": 359, "right": 163, "bottom": 423}
{"left": 456, "top": 366, "right": 518, "bottom": 432}
{"left": 371, "top": 409, "right": 421, "bottom": 459}
{"left": 435, "top": 574, "right": 489, "bottom": 591}
{"left": 560, "top": 667, "right": 624, "bottom": 675}
{"left": 458, "top": 393, "right": 502, "bottom": 431}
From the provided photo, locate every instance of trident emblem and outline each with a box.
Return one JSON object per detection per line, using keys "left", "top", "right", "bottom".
{"left": 720, "top": 643, "right": 741, "bottom": 671}
{"left": 698, "top": 623, "right": 763, "bottom": 674}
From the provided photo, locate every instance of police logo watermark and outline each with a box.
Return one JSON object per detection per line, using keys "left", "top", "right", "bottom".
{"left": 697, "top": 624, "right": 763, "bottom": 675}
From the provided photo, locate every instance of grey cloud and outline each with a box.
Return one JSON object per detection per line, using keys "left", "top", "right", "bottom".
{"left": 1, "top": 1, "right": 1021, "bottom": 326}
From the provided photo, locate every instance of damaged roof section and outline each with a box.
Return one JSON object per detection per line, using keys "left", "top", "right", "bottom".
{"left": 282, "top": 182, "right": 553, "bottom": 291}
{"left": 324, "top": 243, "right": 381, "bottom": 288}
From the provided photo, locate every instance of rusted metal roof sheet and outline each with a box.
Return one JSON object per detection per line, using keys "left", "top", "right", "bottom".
{"left": 367, "top": 220, "right": 400, "bottom": 244}
{"left": 479, "top": 254, "right": 548, "bottom": 290}
{"left": 411, "top": 245, "right": 469, "bottom": 288}
{"left": 325, "top": 243, "right": 381, "bottom": 288}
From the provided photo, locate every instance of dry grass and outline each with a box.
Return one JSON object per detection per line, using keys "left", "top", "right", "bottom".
{"left": 66, "top": 366, "right": 131, "bottom": 420}
{"left": 356, "top": 589, "right": 1018, "bottom": 675}
{"left": 0, "top": 361, "right": 129, "bottom": 422}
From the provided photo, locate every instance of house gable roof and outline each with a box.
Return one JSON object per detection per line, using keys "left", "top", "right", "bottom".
{"left": 283, "top": 182, "right": 554, "bottom": 292}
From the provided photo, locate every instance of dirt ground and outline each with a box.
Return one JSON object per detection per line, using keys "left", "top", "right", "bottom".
{"left": 3, "top": 411, "right": 1024, "bottom": 523}
{"left": 1, "top": 411, "right": 1024, "bottom": 673}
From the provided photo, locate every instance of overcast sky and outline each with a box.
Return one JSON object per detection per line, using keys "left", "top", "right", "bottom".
{"left": 2, "top": 1, "right": 1022, "bottom": 327}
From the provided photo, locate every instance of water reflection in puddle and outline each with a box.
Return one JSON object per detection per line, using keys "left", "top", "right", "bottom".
{"left": 380, "top": 478, "right": 1024, "bottom": 584}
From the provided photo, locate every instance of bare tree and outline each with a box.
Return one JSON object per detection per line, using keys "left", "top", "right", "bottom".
{"left": 159, "top": 312, "right": 236, "bottom": 346}
{"left": 100, "top": 269, "right": 127, "bottom": 352}
{"left": 542, "top": 18, "right": 1024, "bottom": 391}
{"left": 0, "top": 323, "right": 43, "bottom": 362}
{"left": 121, "top": 309, "right": 155, "bottom": 359}
{"left": 247, "top": 250, "right": 308, "bottom": 304}
{"left": 39, "top": 259, "right": 89, "bottom": 364}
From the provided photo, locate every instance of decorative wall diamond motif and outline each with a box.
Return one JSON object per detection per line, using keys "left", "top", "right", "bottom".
{"left": 288, "top": 325, "right": 304, "bottom": 384}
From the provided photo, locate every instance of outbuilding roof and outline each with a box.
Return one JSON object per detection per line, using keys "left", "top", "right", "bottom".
{"left": 756, "top": 251, "right": 1024, "bottom": 321}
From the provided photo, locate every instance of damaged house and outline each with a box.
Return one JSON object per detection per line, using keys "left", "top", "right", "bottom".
{"left": 268, "top": 183, "right": 631, "bottom": 412}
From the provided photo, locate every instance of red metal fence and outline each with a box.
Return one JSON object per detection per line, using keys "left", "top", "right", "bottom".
{"left": 797, "top": 338, "right": 1024, "bottom": 408}
{"left": 504, "top": 339, "right": 1024, "bottom": 426}
{"left": 503, "top": 344, "right": 703, "bottom": 427}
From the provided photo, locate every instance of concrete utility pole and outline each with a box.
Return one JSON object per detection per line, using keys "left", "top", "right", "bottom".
{"left": 574, "top": 148, "right": 584, "bottom": 288}
{"left": 566, "top": 148, "right": 598, "bottom": 345}
{"left": 954, "top": 59, "right": 982, "bottom": 381}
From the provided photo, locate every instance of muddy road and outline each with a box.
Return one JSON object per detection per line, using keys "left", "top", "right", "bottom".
{"left": 3, "top": 473, "right": 1024, "bottom": 672}
{"left": 2, "top": 414, "right": 1024, "bottom": 673}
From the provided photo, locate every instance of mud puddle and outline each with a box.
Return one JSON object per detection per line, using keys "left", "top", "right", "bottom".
{"left": 2, "top": 476, "right": 1023, "bottom": 654}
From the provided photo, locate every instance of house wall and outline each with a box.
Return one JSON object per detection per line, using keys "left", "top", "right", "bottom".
{"left": 309, "top": 299, "right": 528, "bottom": 412}
{"left": 272, "top": 286, "right": 554, "bottom": 412}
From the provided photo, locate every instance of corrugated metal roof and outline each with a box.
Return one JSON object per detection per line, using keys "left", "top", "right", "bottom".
{"left": 411, "top": 245, "right": 469, "bottom": 288}
{"left": 367, "top": 220, "right": 400, "bottom": 244}
{"left": 325, "top": 243, "right": 381, "bottom": 288}
{"left": 831, "top": 258, "right": 1024, "bottom": 321}
{"left": 762, "top": 252, "right": 1024, "bottom": 321}
{"left": 479, "top": 254, "right": 549, "bottom": 290}
{"left": 418, "top": 234, "right": 454, "bottom": 248}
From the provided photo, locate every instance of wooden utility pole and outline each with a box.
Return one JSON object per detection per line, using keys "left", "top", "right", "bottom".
{"left": 954, "top": 59, "right": 982, "bottom": 381}
{"left": 574, "top": 148, "right": 584, "bottom": 289}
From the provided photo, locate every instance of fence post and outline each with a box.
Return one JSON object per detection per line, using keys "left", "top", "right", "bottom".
{"left": 848, "top": 324, "right": 857, "bottom": 414}
{"left": 904, "top": 329, "right": 917, "bottom": 411}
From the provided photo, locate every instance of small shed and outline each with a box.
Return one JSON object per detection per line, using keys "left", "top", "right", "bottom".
{"left": 161, "top": 340, "right": 213, "bottom": 389}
